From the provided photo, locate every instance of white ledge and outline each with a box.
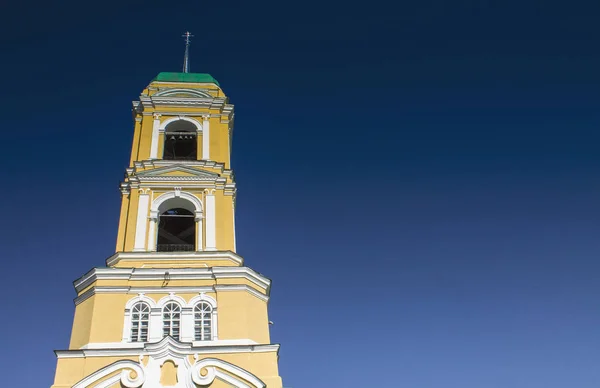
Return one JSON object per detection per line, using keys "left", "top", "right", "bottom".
{"left": 105, "top": 250, "right": 244, "bottom": 267}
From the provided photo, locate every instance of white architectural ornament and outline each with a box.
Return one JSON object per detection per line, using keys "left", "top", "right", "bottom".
{"left": 204, "top": 189, "right": 216, "bottom": 251}
{"left": 133, "top": 190, "right": 151, "bottom": 251}
{"left": 72, "top": 360, "right": 145, "bottom": 388}
{"left": 147, "top": 190, "right": 205, "bottom": 252}
{"left": 150, "top": 113, "right": 162, "bottom": 159}
{"left": 123, "top": 292, "right": 218, "bottom": 343}
{"left": 151, "top": 115, "right": 204, "bottom": 160}
{"left": 72, "top": 337, "right": 266, "bottom": 388}
{"left": 202, "top": 115, "right": 210, "bottom": 160}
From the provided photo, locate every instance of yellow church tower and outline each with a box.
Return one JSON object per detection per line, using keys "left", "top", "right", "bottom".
{"left": 51, "top": 33, "right": 284, "bottom": 388}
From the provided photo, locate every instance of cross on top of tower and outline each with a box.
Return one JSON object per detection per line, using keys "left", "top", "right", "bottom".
{"left": 182, "top": 31, "right": 194, "bottom": 73}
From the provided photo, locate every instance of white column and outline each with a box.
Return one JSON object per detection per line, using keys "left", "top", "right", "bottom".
{"left": 205, "top": 190, "right": 216, "bottom": 250}
{"left": 195, "top": 211, "right": 204, "bottom": 251}
{"left": 150, "top": 113, "right": 161, "bottom": 159}
{"left": 181, "top": 308, "right": 194, "bottom": 342}
{"left": 147, "top": 211, "right": 158, "bottom": 252}
{"left": 133, "top": 191, "right": 150, "bottom": 251}
{"left": 202, "top": 115, "right": 210, "bottom": 160}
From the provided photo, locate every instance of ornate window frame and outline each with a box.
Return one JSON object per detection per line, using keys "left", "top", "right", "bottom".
{"left": 122, "top": 294, "right": 157, "bottom": 343}
{"left": 147, "top": 191, "right": 204, "bottom": 252}
{"left": 123, "top": 293, "right": 217, "bottom": 344}
{"left": 189, "top": 293, "right": 218, "bottom": 342}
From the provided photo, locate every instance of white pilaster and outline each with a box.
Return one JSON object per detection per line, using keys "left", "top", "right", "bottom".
{"left": 212, "top": 308, "right": 219, "bottom": 340}
{"left": 148, "top": 309, "right": 163, "bottom": 342}
{"left": 181, "top": 307, "right": 194, "bottom": 342}
{"left": 147, "top": 211, "right": 158, "bottom": 252}
{"left": 121, "top": 310, "right": 132, "bottom": 342}
{"left": 195, "top": 211, "right": 204, "bottom": 251}
{"left": 133, "top": 191, "right": 150, "bottom": 251}
{"left": 232, "top": 201, "right": 237, "bottom": 252}
{"left": 205, "top": 190, "right": 216, "bottom": 250}
{"left": 150, "top": 113, "right": 161, "bottom": 159}
{"left": 202, "top": 115, "right": 210, "bottom": 160}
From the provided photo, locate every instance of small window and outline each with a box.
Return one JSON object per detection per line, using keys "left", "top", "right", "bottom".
{"left": 131, "top": 303, "right": 150, "bottom": 342}
{"left": 163, "top": 302, "right": 181, "bottom": 339}
{"left": 194, "top": 302, "right": 213, "bottom": 341}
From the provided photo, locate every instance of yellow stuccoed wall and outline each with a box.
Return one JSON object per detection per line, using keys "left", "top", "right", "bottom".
{"left": 69, "top": 290, "right": 270, "bottom": 347}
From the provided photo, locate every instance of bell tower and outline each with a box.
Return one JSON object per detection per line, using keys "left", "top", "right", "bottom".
{"left": 51, "top": 35, "right": 284, "bottom": 388}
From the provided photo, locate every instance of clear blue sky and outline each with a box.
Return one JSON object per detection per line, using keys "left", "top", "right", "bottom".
{"left": 1, "top": 1, "right": 599, "bottom": 387}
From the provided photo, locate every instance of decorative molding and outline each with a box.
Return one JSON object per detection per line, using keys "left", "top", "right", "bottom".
{"left": 105, "top": 250, "right": 243, "bottom": 267}
{"left": 159, "top": 115, "right": 203, "bottom": 132}
{"left": 72, "top": 360, "right": 145, "bottom": 388}
{"left": 151, "top": 190, "right": 203, "bottom": 213}
{"left": 74, "top": 284, "right": 269, "bottom": 306}
{"left": 81, "top": 339, "right": 258, "bottom": 350}
{"left": 74, "top": 266, "right": 269, "bottom": 293}
{"left": 65, "top": 337, "right": 273, "bottom": 388}
{"left": 57, "top": 338, "right": 280, "bottom": 359}
{"left": 154, "top": 89, "right": 213, "bottom": 99}
{"left": 191, "top": 357, "right": 266, "bottom": 388}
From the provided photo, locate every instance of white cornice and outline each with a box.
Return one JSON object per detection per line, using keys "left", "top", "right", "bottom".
{"left": 75, "top": 262, "right": 270, "bottom": 293}
{"left": 80, "top": 338, "right": 258, "bottom": 350}
{"left": 135, "top": 159, "right": 230, "bottom": 175}
{"left": 105, "top": 250, "right": 244, "bottom": 267}
{"left": 56, "top": 340, "right": 279, "bottom": 359}
{"left": 74, "top": 284, "right": 270, "bottom": 306}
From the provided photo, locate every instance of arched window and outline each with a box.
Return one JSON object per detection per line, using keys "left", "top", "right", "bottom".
{"left": 162, "top": 302, "right": 181, "bottom": 339}
{"left": 157, "top": 208, "right": 195, "bottom": 252}
{"left": 131, "top": 303, "right": 150, "bottom": 342}
{"left": 194, "top": 302, "right": 213, "bottom": 341}
{"left": 163, "top": 120, "right": 197, "bottom": 160}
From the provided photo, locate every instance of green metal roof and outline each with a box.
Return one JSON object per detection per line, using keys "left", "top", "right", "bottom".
{"left": 152, "top": 72, "right": 219, "bottom": 86}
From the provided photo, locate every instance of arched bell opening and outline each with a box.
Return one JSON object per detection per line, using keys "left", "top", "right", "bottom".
{"left": 163, "top": 120, "right": 197, "bottom": 160}
{"left": 157, "top": 208, "right": 195, "bottom": 252}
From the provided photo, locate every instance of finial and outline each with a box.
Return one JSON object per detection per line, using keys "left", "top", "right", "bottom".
{"left": 182, "top": 31, "right": 194, "bottom": 73}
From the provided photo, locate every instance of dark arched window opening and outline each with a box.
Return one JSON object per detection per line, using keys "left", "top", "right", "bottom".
{"left": 163, "top": 120, "right": 197, "bottom": 160}
{"left": 157, "top": 208, "right": 195, "bottom": 252}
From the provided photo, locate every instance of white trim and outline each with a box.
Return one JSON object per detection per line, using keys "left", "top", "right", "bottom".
{"left": 81, "top": 339, "right": 258, "bottom": 350}
{"left": 151, "top": 190, "right": 203, "bottom": 213}
{"left": 56, "top": 342, "right": 280, "bottom": 359}
{"left": 187, "top": 293, "right": 217, "bottom": 309}
{"left": 156, "top": 294, "right": 187, "bottom": 308}
{"left": 159, "top": 116, "right": 203, "bottom": 133}
{"left": 214, "top": 284, "right": 270, "bottom": 302}
{"left": 105, "top": 250, "right": 243, "bottom": 267}
{"left": 124, "top": 294, "right": 158, "bottom": 310}
{"left": 133, "top": 192, "right": 150, "bottom": 251}
{"left": 75, "top": 266, "right": 269, "bottom": 293}
{"left": 202, "top": 115, "right": 210, "bottom": 159}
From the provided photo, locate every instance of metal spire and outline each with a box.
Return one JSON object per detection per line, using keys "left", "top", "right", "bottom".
{"left": 182, "top": 31, "right": 194, "bottom": 73}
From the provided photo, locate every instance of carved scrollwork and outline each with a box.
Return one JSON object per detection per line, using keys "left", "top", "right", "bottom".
{"left": 120, "top": 363, "right": 145, "bottom": 388}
